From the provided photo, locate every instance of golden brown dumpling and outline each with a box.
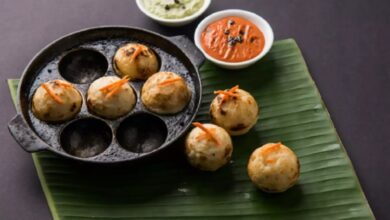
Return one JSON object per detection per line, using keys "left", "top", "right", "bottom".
{"left": 210, "top": 85, "right": 259, "bottom": 136}
{"left": 185, "top": 122, "right": 233, "bottom": 171}
{"left": 247, "top": 142, "right": 300, "bottom": 193}
{"left": 141, "top": 71, "right": 191, "bottom": 114}
{"left": 87, "top": 76, "right": 136, "bottom": 119}
{"left": 32, "top": 79, "right": 82, "bottom": 122}
{"left": 113, "top": 43, "right": 159, "bottom": 80}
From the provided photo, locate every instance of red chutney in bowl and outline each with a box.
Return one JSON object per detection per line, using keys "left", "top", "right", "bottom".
{"left": 200, "top": 16, "right": 265, "bottom": 62}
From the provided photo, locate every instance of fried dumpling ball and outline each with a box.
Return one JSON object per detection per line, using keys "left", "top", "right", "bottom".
{"left": 210, "top": 85, "right": 259, "bottom": 136}
{"left": 32, "top": 79, "right": 82, "bottom": 122}
{"left": 247, "top": 142, "right": 300, "bottom": 193}
{"left": 185, "top": 122, "right": 233, "bottom": 171}
{"left": 141, "top": 71, "right": 191, "bottom": 114}
{"left": 87, "top": 76, "right": 136, "bottom": 119}
{"left": 113, "top": 43, "right": 159, "bottom": 80}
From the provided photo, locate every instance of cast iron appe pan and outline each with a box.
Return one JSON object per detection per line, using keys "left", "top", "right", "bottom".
{"left": 8, "top": 26, "right": 204, "bottom": 163}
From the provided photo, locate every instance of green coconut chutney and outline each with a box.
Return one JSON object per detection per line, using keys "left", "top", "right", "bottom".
{"left": 142, "top": 0, "right": 205, "bottom": 19}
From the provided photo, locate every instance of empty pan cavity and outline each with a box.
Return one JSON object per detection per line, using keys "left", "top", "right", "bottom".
{"left": 116, "top": 113, "right": 167, "bottom": 153}
{"left": 59, "top": 49, "right": 108, "bottom": 84}
{"left": 60, "top": 118, "right": 112, "bottom": 158}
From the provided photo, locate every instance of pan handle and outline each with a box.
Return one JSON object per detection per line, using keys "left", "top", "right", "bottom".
{"left": 8, "top": 114, "right": 49, "bottom": 152}
{"left": 168, "top": 35, "right": 205, "bottom": 68}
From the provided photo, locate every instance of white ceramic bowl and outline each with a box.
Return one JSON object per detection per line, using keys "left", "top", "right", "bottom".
{"left": 136, "top": 0, "right": 211, "bottom": 27}
{"left": 194, "top": 9, "right": 274, "bottom": 69}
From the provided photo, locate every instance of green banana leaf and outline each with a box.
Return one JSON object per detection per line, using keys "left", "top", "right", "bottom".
{"left": 8, "top": 39, "right": 374, "bottom": 220}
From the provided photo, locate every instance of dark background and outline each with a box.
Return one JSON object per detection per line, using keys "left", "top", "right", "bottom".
{"left": 0, "top": 0, "right": 389, "bottom": 219}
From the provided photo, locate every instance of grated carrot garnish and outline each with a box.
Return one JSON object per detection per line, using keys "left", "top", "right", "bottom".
{"left": 214, "top": 85, "right": 240, "bottom": 105}
{"left": 106, "top": 84, "right": 123, "bottom": 98}
{"left": 158, "top": 78, "right": 181, "bottom": 86}
{"left": 228, "top": 85, "right": 239, "bottom": 92}
{"left": 196, "top": 127, "right": 216, "bottom": 141}
{"left": 41, "top": 83, "right": 63, "bottom": 104}
{"left": 105, "top": 79, "right": 128, "bottom": 98}
{"left": 54, "top": 80, "right": 73, "bottom": 88}
{"left": 129, "top": 45, "right": 146, "bottom": 62}
{"left": 105, "top": 85, "right": 122, "bottom": 98}
{"left": 261, "top": 142, "right": 282, "bottom": 164}
{"left": 214, "top": 91, "right": 239, "bottom": 98}
{"left": 192, "top": 122, "right": 221, "bottom": 146}
{"left": 99, "top": 76, "right": 129, "bottom": 92}
{"left": 262, "top": 142, "right": 281, "bottom": 155}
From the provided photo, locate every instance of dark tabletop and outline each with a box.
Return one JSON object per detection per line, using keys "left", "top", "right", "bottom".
{"left": 0, "top": 0, "right": 389, "bottom": 219}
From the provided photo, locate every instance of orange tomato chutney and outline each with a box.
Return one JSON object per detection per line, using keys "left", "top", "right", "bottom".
{"left": 200, "top": 16, "right": 265, "bottom": 62}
